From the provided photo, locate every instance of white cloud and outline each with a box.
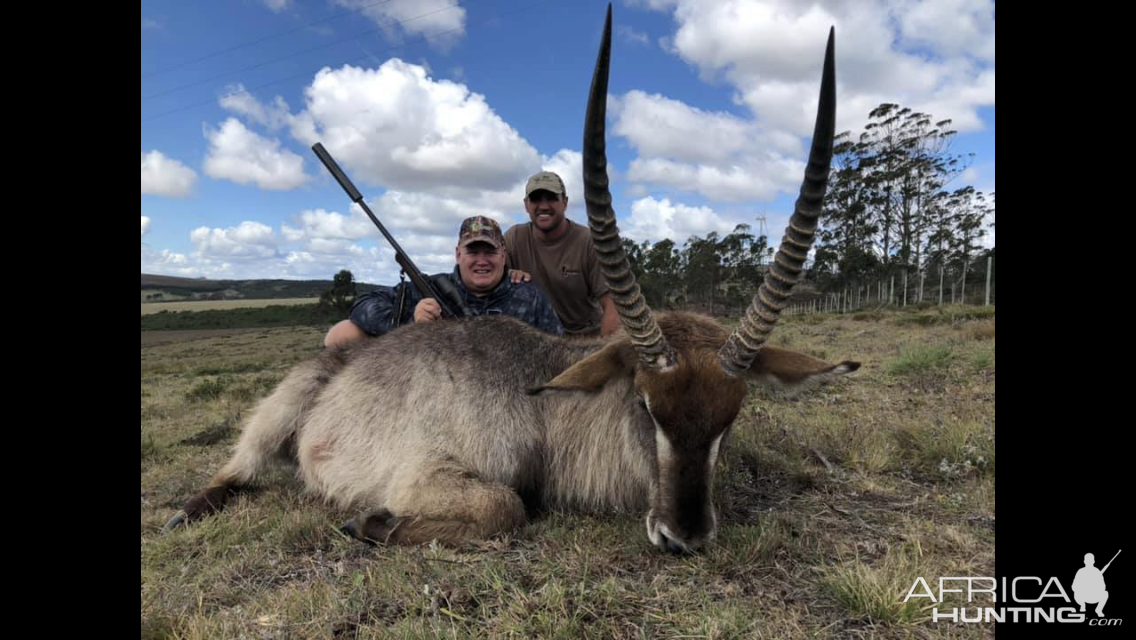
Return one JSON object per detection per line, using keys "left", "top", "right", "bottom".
{"left": 219, "top": 85, "right": 293, "bottom": 131}
{"left": 216, "top": 62, "right": 579, "bottom": 263}
{"left": 626, "top": 156, "right": 802, "bottom": 202}
{"left": 650, "top": 0, "right": 994, "bottom": 136}
{"left": 191, "top": 221, "right": 279, "bottom": 260}
{"left": 141, "top": 216, "right": 151, "bottom": 238}
{"left": 614, "top": 90, "right": 772, "bottom": 163}
{"left": 333, "top": 0, "right": 466, "bottom": 51}
{"left": 199, "top": 90, "right": 592, "bottom": 279}
{"left": 141, "top": 150, "right": 198, "bottom": 197}
{"left": 611, "top": 90, "right": 807, "bottom": 201}
{"left": 624, "top": 183, "right": 649, "bottom": 199}
{"left": 898, "top": 0, "right": 995, "bottom": 62}
{"left": 292, "top": 60, "right": 541, "bottom": 192}
{"left": 279, "top": 238, "right": 399, "bottom": 281}
{"left": 203, "top": 118, "right": 309, "bottom": 190}
{"left": 144, "top": 217, "right": 407, "bottom": 282}
{"left": 381, "top": 231, "right": 460, "bottom": 274}
{"left": 348, "top": 146, "right": 582, "bottom": 238}
{"left": 371, "top": 192, "right": 508, "bottom": 235}
{"left": 261, "top": 0, "right": 292, "bottom": 13}
{"left": 623, "top": 196, "right": 738, "bottom": 243}
{"left": 372, "top": 147, "right": 587, "bottom": 230}
{"left": 281, "top": 207, "right": 378, "bottom": 243}
{"left": 619, "top": 26, "right": 650, "bottom": 45}
{"left": 283, "top": 249, "right": 356, "bottom": 278}
{"left": 140, "top": 247, "right": 192, "bottom": 276}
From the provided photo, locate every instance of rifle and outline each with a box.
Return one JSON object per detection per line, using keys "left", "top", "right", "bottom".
{"left": 311, "top": 143, "right": 470, "bottom": 319}
{"left": 1102, "top": 549, "right": 1121, "bottom": 573}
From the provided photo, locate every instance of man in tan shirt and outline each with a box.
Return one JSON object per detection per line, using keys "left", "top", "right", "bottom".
{"left": 505, "top": 171, "right": 619, "bottom": 337}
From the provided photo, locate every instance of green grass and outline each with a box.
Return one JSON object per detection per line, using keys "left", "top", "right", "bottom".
{"left": 970, "top": 347, "right": 995, "bottom": 372}
{"left": 141, "top": 304, "right": 342, "bottom": 331}
{"left": 892, "top": 305, "right": 996, "bottom": 327}
{"left": 185, "top": 377, "right": 231, "bottom": 402}
{"left": 821, "top": 543, "right": 931, "bottom": 625}
{"left": 895, "top": 419, "right": 995, "bottom": 481}
{"left": 191, "top": 362, "right": 271, "bottom": 376}
{"left": 886, "top": 343, "right": 955, "bottom": 378}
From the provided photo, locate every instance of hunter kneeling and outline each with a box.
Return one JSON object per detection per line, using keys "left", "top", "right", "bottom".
{"left": 325, "top": 215, "right": 563, "bottom": 347}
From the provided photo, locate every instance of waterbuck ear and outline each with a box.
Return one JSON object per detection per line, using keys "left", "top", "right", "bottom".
{"left": 747, "top": 345, "right": 860, "bottom": 390}
{"left": 527, "top": 340, "right": 637, "bottom": 395}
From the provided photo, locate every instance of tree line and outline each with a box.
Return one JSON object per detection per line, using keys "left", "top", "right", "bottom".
{"left": 621, "top": 103, "right": 994, "bottom": 313}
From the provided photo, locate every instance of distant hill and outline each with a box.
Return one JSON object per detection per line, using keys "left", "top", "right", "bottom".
{"left": 141, "top": 273, "right": 376, "bottom": 303}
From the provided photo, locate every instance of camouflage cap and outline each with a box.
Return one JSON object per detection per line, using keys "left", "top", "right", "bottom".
{"left": 458, "top": 215, "right": 505, "bottom": 249}
{"left": 525, "top": 171, "right": 566, "bottom": 197}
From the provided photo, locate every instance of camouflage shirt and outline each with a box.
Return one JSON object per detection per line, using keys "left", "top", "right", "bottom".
{"left": 349, "top": 266, "right": 564, "bottom": 337}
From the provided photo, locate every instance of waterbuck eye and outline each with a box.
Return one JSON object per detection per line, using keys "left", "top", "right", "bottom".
{"left": 637, "top": 397, "right": 648, "bottom": 411}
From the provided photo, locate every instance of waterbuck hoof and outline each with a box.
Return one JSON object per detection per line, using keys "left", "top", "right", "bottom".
{"left": 341, "top": 510, "right": 403, "bottom": 545}
{"left": 338, "top": 519, "right": 366, "bottom": 542}
{"left": 162, "top": 510, "right": 188, "bottom": 533}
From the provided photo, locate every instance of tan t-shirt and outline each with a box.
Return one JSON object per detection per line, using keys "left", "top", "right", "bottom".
{"left": 505, "top": 220, "right": 608, "bottom": 335}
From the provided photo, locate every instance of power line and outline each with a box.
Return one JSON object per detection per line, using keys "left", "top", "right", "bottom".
{"left": 141, "top": 2, "right": 464, "bottom": 101}
{"left": 141, "top": 0, "right": 400, "bottom": 79}
{"left": 140, "top": 0, "right": 548, "bottom": 123}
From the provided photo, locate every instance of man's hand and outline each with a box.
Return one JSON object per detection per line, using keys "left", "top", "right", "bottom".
{"left": 414, "top": 298, "right": 442, "bottom": 323}
{"left": 509, "top": 269, "right": 532, "bottom": 284}
{"left": 599, "top": 295, "right": 620, "bottom": 337}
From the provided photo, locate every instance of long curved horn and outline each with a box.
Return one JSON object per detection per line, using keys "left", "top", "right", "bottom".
{"left": 719, "top": 28, "right": 836, "bottom": 376}
{"left": 583, "top": 4, "right": 676, "bottom": 370}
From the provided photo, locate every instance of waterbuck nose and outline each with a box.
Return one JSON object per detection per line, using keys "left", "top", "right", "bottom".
{"left": 659, "top": 531, "right": 697, "bottom": 555}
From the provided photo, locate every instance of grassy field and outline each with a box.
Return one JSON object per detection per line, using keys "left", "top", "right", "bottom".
{"left": 142, "top": 298, "right": 321, "bottom": 315}
{"left": 141, "top": 306, "right": 995, "bottom": 639}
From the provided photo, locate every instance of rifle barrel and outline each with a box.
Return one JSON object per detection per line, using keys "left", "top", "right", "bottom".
{"left": 1102, "top": 549, "right": 1121, "bottom": 573}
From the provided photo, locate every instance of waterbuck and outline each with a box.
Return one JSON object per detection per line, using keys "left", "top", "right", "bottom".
{"left": 166, "top": 7, "right": 854, "bottom": 554}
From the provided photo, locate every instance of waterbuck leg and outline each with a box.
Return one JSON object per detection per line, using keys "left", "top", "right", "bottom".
{"left": 163, "top": 484, "right": 241, "bottom": 530}
{"left": 341, "top": 461, "right": 526, "bottom": 546}
{"left": 163, "top": 450, "right": 268, "bottom": 531}
{"left": 164, "top": 350, "right": 350, "bottom": 532}
{"left": 163, "top": 430, "right": 285, "bottom": 531}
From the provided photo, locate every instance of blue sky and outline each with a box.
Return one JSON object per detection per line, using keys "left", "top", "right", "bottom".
{"left": 142, "top": 0, "right": 995, "bottom": 284}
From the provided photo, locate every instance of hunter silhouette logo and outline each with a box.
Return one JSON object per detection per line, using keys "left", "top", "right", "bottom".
{"left": 1074, "top": 550, "right": 1120, "bottom": 618}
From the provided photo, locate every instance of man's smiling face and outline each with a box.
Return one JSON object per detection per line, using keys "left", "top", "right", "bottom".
{"left": 524, "top": 190, "right": 568, "bottom": 235}
{"left": 456, "top": 241, "right": 506, "bottom": 294}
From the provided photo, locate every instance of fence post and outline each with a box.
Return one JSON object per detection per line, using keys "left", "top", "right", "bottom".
{"left": 985, "top": 256, "right": 992, "bottom": 306}
{"left": 961, "top": 260, "right": 969, "bottom": 303}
